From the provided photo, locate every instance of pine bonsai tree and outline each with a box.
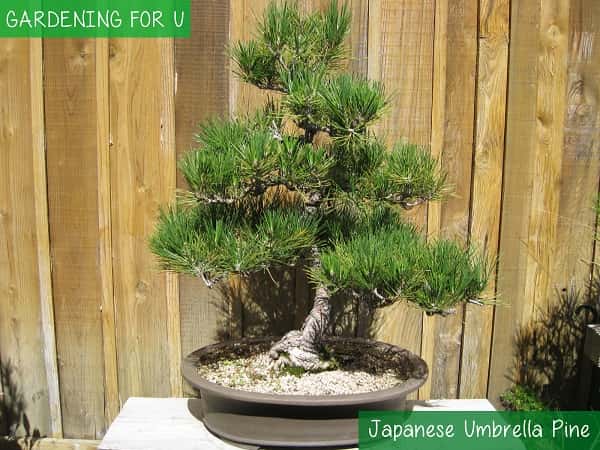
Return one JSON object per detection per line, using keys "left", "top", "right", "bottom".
{"left": 150, "top": 1, "right": 491, "bottom": 371}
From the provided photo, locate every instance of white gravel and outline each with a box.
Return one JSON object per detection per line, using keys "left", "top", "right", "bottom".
{"left": 197, "top": 352, "right": 402, "bottom": 395}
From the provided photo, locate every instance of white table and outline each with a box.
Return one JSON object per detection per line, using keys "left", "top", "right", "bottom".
{"left": 99, "top": 397, "right": 496, "bottom": 450}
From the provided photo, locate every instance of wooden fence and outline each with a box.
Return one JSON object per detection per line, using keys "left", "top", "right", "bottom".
{"left": 1, "top": 0, "right": 600, "bottom": 440}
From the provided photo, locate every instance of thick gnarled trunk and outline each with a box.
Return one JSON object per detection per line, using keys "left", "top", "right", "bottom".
{"left": 269, "top": 286, "right": 332, "bottom": 370}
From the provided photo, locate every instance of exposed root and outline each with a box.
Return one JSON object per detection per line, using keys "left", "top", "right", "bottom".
{"left": 268, "top": 286, "right": 332, "bottom": 371}
{"left": 268, "top": 330, "right": 332, "bottom": 371}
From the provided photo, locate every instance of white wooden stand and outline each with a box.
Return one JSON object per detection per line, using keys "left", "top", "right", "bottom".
{"left": 99, "top": 397, "right": 495, "bottom": 450}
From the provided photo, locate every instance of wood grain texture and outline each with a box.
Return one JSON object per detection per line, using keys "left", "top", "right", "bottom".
{"left": 3, "top": 2, "right": 600, "bottom": 427}
{"left": 488, "top": 0, "right": 571, "bottom": 404}
{"left": 166, "top": 271, "right": 183, "bottom": 397}
{"left": 347, "top": 0, "right": 369, "bottom": 76}
{"left": 175, "top": 1, "right": 232, "bottom": 377}
{"left": 31, "top": 38, "right": 63, "bottom": 438}
{"left": 160, "top": 37, "right": 183, "bottom": 398}
{"left": 0, "top": 38, "right": 56, "bottom": 436}
{"left": 367, "top": 0, "right": 435, "bottom": 400}
{"left": 421, "top": 0, "right": 449, "bottom": 400}
{"left": 489, "top": 0, "right": 541, "bottom": 404}
{"left": 550, "top": 0, "right": 600, "bottom": 291}
{"left": 229, "top": 0, "right": 272, "bottom": 116}
{"left": 490, "top": 1, "right": 569, "bottom": 404}
{"left": 109, "top": 38, "right": 177, "bottom": 401}
{"left": 522, "top": 0, "right": 569, "bottom": 315}
{"left": 95, "top": 38, "right": 120, "bottom": 430}
{"left": 368, "top": 0, "right": 435, "bottom": 148}
{"left": 422, "top": 0, "right": 478, "bottom": 400}
{"left": 44, "top": 38, "right": 106, "bottom": 439}
{"left": 459, "top": 0, "right": 510, "bottom": 399}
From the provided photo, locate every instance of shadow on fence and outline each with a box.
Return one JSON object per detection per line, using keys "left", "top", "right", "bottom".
{"left": 211, "top": 263, "right": 370, "bottom": 341}
{"left": 0, "top": 358, "right": 41, "bottom": 449}
{"left": 511, "top": 280, "right": 599, "bottom": 409}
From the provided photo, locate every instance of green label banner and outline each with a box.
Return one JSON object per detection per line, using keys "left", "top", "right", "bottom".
{"left": 0, "top": 0, "right": 190, "bottom": 37}
{"left": 359, "top": 411, "right": 600, "bottom": 450}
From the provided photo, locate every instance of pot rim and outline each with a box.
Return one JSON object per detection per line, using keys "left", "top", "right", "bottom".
{"left": 182, "top": 336, "right": 428, "bottom": 406}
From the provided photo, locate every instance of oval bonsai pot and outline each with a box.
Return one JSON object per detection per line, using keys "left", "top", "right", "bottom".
{"left": 183, "top": 336, "right": 428, "bottom": 448}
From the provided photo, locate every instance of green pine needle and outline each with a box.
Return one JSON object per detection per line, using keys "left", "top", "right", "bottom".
{"left": 311, "top": 223, "right": 491, "bottom": 314}
{"left": 231, "top": 1, "right": 351, "bottom": 93}
{"left": 150, "top": 0, "right": 493, "bottom": 314}
{"left": 150, "top": 203, "right": 320, "bottom": 279}
{"left": 180, "top": 117, "right": 334, "bottom": 202}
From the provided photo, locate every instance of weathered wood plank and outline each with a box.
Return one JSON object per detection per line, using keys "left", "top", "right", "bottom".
{"left": 488, "top": 0, "right": 541, "bottom": 405}
{"left": 175, "top": 1, "right": 232, "bottom": 374}
{"left": 298, "top": 0, "right": 329, "bottom": 13}
{"left": 44, "top": 38, "right": 107, "bottom": 439}
{"left": 348, "top": 0, "right": 368, "bottom": 76}
{"left": 367, "top": 0, "right": 435, "bottom": 400}
{"left": 422, "top": 0, "right": 478, "bottom": 400}
{"left": 229, "top": 0, "right": 272, "bottom": 117}
{"left": 109, "top": 37, "right": 177, "bottom": 400}
{"left": 160, "top": 37, "right": 183, "bottom": 398}
{"left": 166, "top": 271, "right": 183, "bottom": 397}
{"left": 523, "top": 0, "right": 570, "bottom": 315}
{"left": 0, "top": 38, "right": 59, "bottom": 437}
{"left": 421, "top": 0, "right": 449, "bottom": 400}
{"left": 549, "top": 0, "right": 600, "bottom": 408}
{"left": 459, "top": 0, "right": 510, "bottom": 399}
{"left": 489, "top": 0, "right": 571, "bottom": 404}
{"left": 31, "top": 40, "right": 63, "bottom": 439}
{"left": 550, "top": 0, "right": 600, "bottom": 292}
{"left": 31, "top": 38, "right": 63, "bottom": 439}
{"left": 368, "top": 0, "right": 435, "bottom": 149}
{"left": 95, "top": 38, "right": 120, "bottom": 429}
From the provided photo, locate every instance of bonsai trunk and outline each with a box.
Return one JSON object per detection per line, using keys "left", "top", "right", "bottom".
{"left": 269, "top": 285, "right": 332, "bottom": 371}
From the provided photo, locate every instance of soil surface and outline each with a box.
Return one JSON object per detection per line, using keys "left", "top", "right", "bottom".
{"left": 195, "top": 339, "right": 424, "bottom": 395}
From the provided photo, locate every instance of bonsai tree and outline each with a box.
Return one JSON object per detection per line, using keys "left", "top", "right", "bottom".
{"left": 150, "top": 1, "right": 490, "bottom": 371}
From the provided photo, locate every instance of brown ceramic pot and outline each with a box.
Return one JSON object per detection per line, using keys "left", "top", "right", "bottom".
{"left": 183, "top": 336, "right": 428, "bottom": 448}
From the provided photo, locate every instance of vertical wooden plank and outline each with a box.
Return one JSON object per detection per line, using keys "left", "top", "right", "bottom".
{"left": 166, "top": 272, "right": 182, "bottom": 396}
{"left": 0, "top": 39, "right": 59, "bottom": 436}
{"left": 31, "top": 38, "right": 63, "bottom": 439}
{"left": 44, "top": 38, "right": 106, "bottom": 438}
{"left": 160, "top": 37, "right": 183, "bottom": 398}
{"left": 298, "top": 0, "right": 329, "bottom": 13}
{"left": 96, "top": 38, "right": 120, "bottom": 429}
{"left": 347, "top": 0, "right": 369, "bottom": 76}
{"left": 522, "top": 0, "right": 569, "bottom": 314}
{"left": 459, "top": 0, "right": 510, "bottom": 399}
{"left": 420, "top": 0, "right": 448, "bottom": 401}
{"left": 367, "top": 0, "right": 435, "bottom": 400}
{"left": 109, "top": 37, "right": 177, "bottom": 400}
{"left": 175, "top": 0, "right": 231, "bottom": 362}
{"left": 230, "top": 0, "right": 272, "bottom": 116}
{"left": 488, "top": 0, "right": 540, "bottom": 404}
{"left": 489, "top": 0, "right": 570, "bottom": 404}
{"left": 368, "top": 0, "right": 435, "bottom": 149}
{"left": 422, "top": 0, "right": 478, "bottom": 400}
{"left": 550, "top": 0, "right": 600, "bottom": 291}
